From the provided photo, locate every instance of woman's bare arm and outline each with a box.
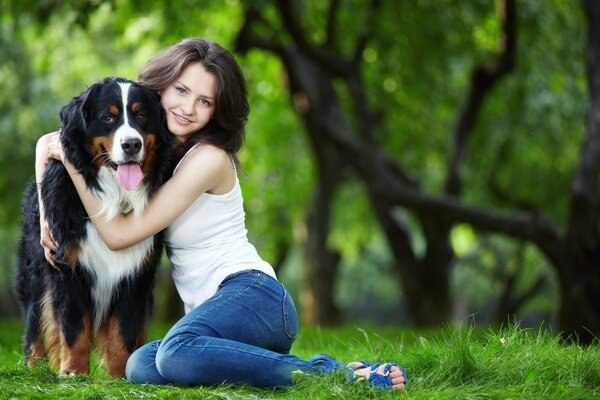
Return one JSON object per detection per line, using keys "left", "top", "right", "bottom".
{"left": 35, "top": 132, "right": 60, "bottom": 267}
{"left": 53, "top": 138, "right": 232, "bottom": 251}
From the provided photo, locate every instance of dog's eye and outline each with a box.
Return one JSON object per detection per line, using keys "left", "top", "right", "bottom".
{"left": 136, "top": 113, "right": 147, "bottom": 123}
{"left": 103, "top": 115, "right": 115, "bottom": 124}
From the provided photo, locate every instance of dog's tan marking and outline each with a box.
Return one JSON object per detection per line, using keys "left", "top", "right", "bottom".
{"left": 97, "top": 316, "right": 131, "bottom": 378}
{"left": 109, "top": 105, "right": 119, "bottom": 116}
{"left": 39, "top": 293, "right": 93, "bottom": 375}
{"left": 63, "top": 243, "right": 80, "bottom": 267}
{"left": 90, "top": 135, "right": 116, "bottom": 169}
{"left": 141, "top": 134, "right": 157, "bottom": 177}
{"left": 59, "top": 313, "right": 92, "bottom": 375}
{"left": 131, "top": 102, "right": 141, "bottom": 112}
{"left": 40, "top": 293, "right": 61, "bottom": 370}
{"left": 26, "top": 336, "right": 46, "bottom": 368}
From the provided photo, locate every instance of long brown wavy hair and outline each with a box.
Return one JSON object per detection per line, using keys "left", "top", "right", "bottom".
{"left": 138, "top": 38, "right": 248, "bottom": 168}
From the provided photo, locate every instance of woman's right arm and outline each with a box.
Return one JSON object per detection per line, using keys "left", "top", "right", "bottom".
{"left": 36, "top": 132, "right": 60, "bottom": 267}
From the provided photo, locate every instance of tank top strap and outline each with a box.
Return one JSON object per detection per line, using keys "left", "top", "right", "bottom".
{"left": 173, "top": 143, "right": 200, "bottom": 175}
{"left": 173, "top": 143, "right": 236, "bottom": 176}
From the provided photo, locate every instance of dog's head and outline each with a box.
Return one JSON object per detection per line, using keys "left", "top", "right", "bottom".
{"left": 59, "top": 77, "right": 171, "bottom": 194}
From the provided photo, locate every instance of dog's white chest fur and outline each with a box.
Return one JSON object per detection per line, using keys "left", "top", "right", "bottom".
{"left": 78, "top": 167, "right": 154, "bottom": 328}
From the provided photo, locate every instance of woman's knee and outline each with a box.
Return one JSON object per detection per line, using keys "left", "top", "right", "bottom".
{"left": 125, "top": 350, "right": 144, "bottom": 383}
{"left": 155, "top": 335, "right": 211, "bottom": 383}
{"left": 126, "top": 340, "right": 168, "bottom": 385}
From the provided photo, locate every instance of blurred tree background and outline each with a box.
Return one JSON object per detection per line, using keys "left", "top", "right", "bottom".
{"left": 1, "top": 0, "right": 598, "bottom": 343}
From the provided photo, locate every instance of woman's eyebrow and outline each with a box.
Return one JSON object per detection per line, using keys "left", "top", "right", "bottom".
{"left": 176, "top": 81, "right": 190, "bottom": 92}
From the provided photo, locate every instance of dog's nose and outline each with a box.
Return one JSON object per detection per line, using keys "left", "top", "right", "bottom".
{"left": 121, "top": 138, "right": 142, "bottom": 155}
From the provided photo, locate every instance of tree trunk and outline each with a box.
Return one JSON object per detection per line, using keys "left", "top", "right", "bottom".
{"left": 281, "top": 49, "right": 346, "bottom": 325}
{"left": 554, "top": 239, "right": 600, "bottom": 343}
{"left": 369, "top": 193, "right": 452, "bottom": 325}
{"left": 302, "top": 179, "right": 342, "bottom": 325}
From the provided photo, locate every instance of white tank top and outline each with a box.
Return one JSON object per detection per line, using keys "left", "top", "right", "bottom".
{"left": 165, "top": 144, "right": 276, "bottom": 313}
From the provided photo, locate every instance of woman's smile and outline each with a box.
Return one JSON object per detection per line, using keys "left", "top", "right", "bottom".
{"left": 172, "top": 111, "right": 193, "bottom": 125}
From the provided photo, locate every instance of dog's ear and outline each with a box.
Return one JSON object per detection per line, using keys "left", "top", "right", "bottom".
{"left": 58, "top": 82, "right": 102, "bottom": 188}
{"left": 80, "top": 82, "right": 102, "bottom": 125}
{"left": 59, "top": 82, "right": 101, "bottom": 137}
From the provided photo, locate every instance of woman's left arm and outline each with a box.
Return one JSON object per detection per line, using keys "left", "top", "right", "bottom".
{"left": 58, "top": 141, "right": 229, "bottom": 251}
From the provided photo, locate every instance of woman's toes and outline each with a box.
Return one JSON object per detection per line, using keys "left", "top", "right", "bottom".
{"left": 387, "top": 365, "right": 406, "bottom": 389}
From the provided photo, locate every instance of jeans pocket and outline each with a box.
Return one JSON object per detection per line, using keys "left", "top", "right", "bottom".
{"left": 282, "top": 289, "right": 298, "bottom": 340}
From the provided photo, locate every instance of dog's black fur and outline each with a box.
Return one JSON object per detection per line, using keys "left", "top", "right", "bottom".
{"left": 15, "top": 77, "right": 171, "bottom": 377}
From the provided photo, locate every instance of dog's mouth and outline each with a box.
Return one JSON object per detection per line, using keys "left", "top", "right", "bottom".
{"left": 98, "top": 144, "right": 145, "bottom": 191}
{"left": 114, "top": 161, "right": 144, "bottom": 191}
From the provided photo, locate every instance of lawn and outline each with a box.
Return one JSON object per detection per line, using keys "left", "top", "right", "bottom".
{"left": 0, "top": 319, "right": 598, "bottom": 399}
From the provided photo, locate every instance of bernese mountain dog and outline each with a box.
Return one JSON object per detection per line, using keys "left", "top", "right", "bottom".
{"left": 15, "top": 77, "right": 172, "bottom": 377}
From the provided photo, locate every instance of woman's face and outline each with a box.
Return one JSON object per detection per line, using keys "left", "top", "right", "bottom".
{"left": 160, "top": 62, "right": 217, "bottom": 143}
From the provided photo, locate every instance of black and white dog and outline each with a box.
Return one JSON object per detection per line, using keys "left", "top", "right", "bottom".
{"left": 15, "top": 77, "right": 171, "bottom": 377}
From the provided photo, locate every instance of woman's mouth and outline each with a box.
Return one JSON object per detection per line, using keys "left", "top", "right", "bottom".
{"left": 172, "top": 111, "right": 193, "bottom": 125}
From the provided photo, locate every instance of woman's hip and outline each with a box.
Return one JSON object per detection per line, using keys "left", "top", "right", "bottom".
{"left": 165, "top": 269, "right": 298, "bottom": 352}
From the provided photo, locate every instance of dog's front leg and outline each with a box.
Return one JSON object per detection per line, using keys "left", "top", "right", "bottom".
{"left": 58, "top": 311, "right": 93, "bottom": 375}
{"left": 97, "top": 315, "right": 131, "bottom": 378}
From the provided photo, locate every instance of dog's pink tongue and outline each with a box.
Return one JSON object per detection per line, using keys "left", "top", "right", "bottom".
{"left": 116, "top": 163, "right": 144, "bottom": 191}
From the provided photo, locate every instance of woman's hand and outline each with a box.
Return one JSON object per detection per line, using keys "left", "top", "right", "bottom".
{"left": 40, "top": 217, "right": 61, "bottom": 269}
{"left": 47, "top": 132, "right": 65, "bottom": 162}
{"left": 36, "top": 131, "right": 64, "bottom": 269}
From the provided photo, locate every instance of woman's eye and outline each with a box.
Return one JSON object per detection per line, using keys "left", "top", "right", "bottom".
{"left": 136, "top": 113, "right": 147, "bottom": 123}
{"left": 176, "top": 86, "right": 186, "bottom": 94}
{"left": 200, "top": 99, "right": 211, "bottom": 106}
{"left": 103, "top": 115, "right": 115, "bottom": 123}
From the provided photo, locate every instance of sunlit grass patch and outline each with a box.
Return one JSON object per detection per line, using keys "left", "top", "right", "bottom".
{"left": 1, "top": 320, "right": 598, "bottom": 399}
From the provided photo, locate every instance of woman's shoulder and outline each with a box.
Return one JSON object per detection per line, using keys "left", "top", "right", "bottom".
{"left": 186, "top": 143, "right": 230, "bottom": 165}
{"left": 176, "top": 143, "right": 232, "bottom": 176}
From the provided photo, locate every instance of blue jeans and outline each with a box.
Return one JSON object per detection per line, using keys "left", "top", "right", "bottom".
{"left": 126, "top": 270, "right": 332, "bottom": 387}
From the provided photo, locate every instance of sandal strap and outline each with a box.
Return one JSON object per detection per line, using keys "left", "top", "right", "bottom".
{"left": 309, "top": 353, "right": 342, "bottom": 373}
{"left": 348, "top": 361, "right": 409, "bottom": 389}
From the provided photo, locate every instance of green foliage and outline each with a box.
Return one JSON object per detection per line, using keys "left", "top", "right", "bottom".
{"left": 1, "top": 320, "right": 599, "bottom": 399}
{"left": 0, "top": 0, "right": 590, "bottom": 328}
{"left": 469, "top": 1, "right": 586, "bottom": 223}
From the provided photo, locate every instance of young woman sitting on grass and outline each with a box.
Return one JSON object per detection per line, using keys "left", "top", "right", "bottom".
{"left": 37, "top": 37, "right": 407, "bottom": 390}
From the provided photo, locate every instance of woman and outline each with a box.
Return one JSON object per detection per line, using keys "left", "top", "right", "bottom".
{"left": 37, "top": 38, "right": 407, "bottom": 390}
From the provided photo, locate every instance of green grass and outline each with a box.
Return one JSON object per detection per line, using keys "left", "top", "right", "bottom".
{"left": 1, "top": 319, "right": 598, "bottom": 399}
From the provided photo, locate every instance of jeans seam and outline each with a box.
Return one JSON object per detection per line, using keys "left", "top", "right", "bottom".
{"left": 282, "top": 290, "right": 297, "bottom": 339}
{"left": 218, "top": 269, "right": 262, "bottom": 288}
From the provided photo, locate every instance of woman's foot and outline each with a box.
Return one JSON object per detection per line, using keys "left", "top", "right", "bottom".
{"left": 347, "top": 361, "right": 407, "bottom": 390}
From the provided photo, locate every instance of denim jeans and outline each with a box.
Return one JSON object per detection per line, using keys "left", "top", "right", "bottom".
{"left": 126, "top": 269, "right": 329, "bottom": 387}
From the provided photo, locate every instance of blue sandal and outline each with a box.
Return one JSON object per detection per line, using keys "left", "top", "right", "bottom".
{"left": 347, "top": 360, "right": 408, "bottom": 390}
{"left": 308, "top": 353, "right": 343, "bottom": 372}
{"left": 309, "top": 355, "right": 408, "bottom": 390}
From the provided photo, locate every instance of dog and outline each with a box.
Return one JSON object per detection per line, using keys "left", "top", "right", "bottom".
{"left": 15, "top": 77, "right": 171, "bottom": 377}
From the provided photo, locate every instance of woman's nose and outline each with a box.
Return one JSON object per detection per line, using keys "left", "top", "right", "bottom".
{"left": 181, "top": 98, "right": 194, "bottom": 115}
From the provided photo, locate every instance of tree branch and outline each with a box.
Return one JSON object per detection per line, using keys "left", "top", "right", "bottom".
{"left": 444, "top": 0, "right": 516, "bottom": 196}
{"left": 352, "top": 0, "right": 381, "bottom": 63}
{"left": 323, "top": 115, "right": 562, "bottom": 259}
{"left": 325, "top": 0, "right": 340, "bottom": 47}
{"left": 274, "top": 0, "right": 352, "bottom": 76}
{"left": 235, "top": 5, "right": 284, "bottom": 55}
